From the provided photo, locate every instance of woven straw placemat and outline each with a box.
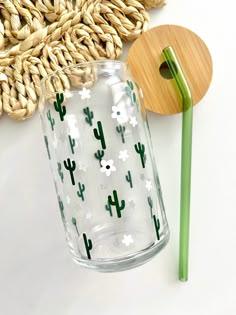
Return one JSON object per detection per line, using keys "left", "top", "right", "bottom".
{"left": 0, "top": 0, "right": 165, "bottom": 121}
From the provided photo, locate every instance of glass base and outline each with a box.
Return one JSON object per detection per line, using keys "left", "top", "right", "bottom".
{"left": 70, "top": 228, "right": 170, "bottom": 272}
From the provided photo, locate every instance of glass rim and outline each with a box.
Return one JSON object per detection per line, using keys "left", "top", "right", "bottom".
{"left": 40, "top": 60, "right": 128, "bottom": 85}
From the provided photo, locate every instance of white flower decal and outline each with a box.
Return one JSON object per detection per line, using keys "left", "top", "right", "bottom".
{"left": 129, "top": 116, "right": 138, "bottom": 127}
{"left": 111, "top": 104, "right": 128, "bottom": 124}
{"left": 65, "top": 115, "right": 80, "bottom": 138}
{"left": 100, "top": 159, "right": 116, "bottom": 176}
{"left": 118, "top": 150, "right": 129, "bottom": 162}
{"left": 145, "top": 179, "right": 152, "bottom": 191}
{"left": 78, "top": 162, "right": 87, "bottom": 172}
{"left": 79, "top": 87, "right": 91, "bottom": 100}
{"left": 86, "top": 213, "right": 92, "bottom": 220}
{"left": 122, "top": 234, "right": 134, "bottom": 246}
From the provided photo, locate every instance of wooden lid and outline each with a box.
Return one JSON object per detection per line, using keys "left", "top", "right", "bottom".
{"left": 127, "top": 25, "right": 213, "bottom": 114}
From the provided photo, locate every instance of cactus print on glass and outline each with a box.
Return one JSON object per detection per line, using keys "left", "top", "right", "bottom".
{"left": 39, "top": 61, "right": 169, "bottom": 272}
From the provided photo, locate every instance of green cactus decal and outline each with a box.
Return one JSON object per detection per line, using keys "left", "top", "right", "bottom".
{"left": 54, "top": 181, "right": 59, "bottom": 194}
{"left": 126, "top": 80, "right": 134, "bottom": 92}
{"left": 57, "top": 162, "right": 64, "bottom": 183}
{"left": 47, "top": 110, "right": 55, "bottom": 130}
{"left": 83, "top": 233, "right": 92, "bottom": 260}
{"left": 44, "top": 135, "right": 51, "bottom": 160}
{"left": 126, "top": 80, "right": 139, "bottom": 108}
{"left": 153, "top": 215, "right": 160, "bottom": 240}
{"left": 94, "top": 149, "right": 104, "bottom": 165}
{"left": 132, "top": 91, "right": 137, "bottom": 105}
{"left": 134, "top": 142, "right": 146, "bottom": 168}
{"left": 108, "top": 190, "right": 125, "bottom": 218}
{"left": 125, "top": 170, "right": 133, "bottom": 188}
{"left": 147, "top": 196, "right": 153, "bottom": 217}
{"left": 68, "top": 135, "right": 76, "bottom": 154}
{"left": 116, "top": 125, "right": 126, "bottom": 144}
{"left": 72, "top": 217, "right": 80, "bottom": 236}
{"left": 63, "top": 158, "right": 76, "bottom": 185}
{"left": 83, "top": 106, "right": 94, "bottom": 126}
{"left": 77, "top": 182, "right": 85, "bottom": 201}
{"left": 93, "top": 121, "right": 106, "bottom": 150}
{"left": 58, "top": 196, "right": 65, "bottom": 220}
{"left": 105, "top": 203, "right": 112, "bottom": 216}
{"left": 54, "top": 92, "right": 66, "bottom": 121}
{"left": 144, "top": 154, "right": 147, "bottom": 166}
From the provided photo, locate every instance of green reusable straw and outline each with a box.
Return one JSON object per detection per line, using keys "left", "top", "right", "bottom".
{"left": 162, "top": 46, "right": 193, "bottom": 281}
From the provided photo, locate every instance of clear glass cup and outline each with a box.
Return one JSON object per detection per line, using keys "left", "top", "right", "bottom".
{"left": 39, "top": 60, "right": 169, "bottom": 272}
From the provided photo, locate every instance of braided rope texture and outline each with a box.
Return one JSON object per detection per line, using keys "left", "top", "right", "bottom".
{"left": 0, "top": 0, "right": 165, "bottom": 120}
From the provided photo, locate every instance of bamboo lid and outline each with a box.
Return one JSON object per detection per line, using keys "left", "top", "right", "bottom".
{"left": 127, "top": 25, "right": 213, "bottom": 114}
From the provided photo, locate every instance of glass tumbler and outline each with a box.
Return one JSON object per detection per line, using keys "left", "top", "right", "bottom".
{"left": 39, "top": 61, "right": 169, "bottom": 272}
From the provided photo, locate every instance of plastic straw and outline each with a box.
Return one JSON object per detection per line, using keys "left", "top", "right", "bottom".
{"left": 162, "top": 46, "right": 193, "bottom": 281}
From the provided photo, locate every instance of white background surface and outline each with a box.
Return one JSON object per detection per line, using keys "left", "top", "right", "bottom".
{"left": 0, "top": 0, "right": 235, "bottom": 314}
